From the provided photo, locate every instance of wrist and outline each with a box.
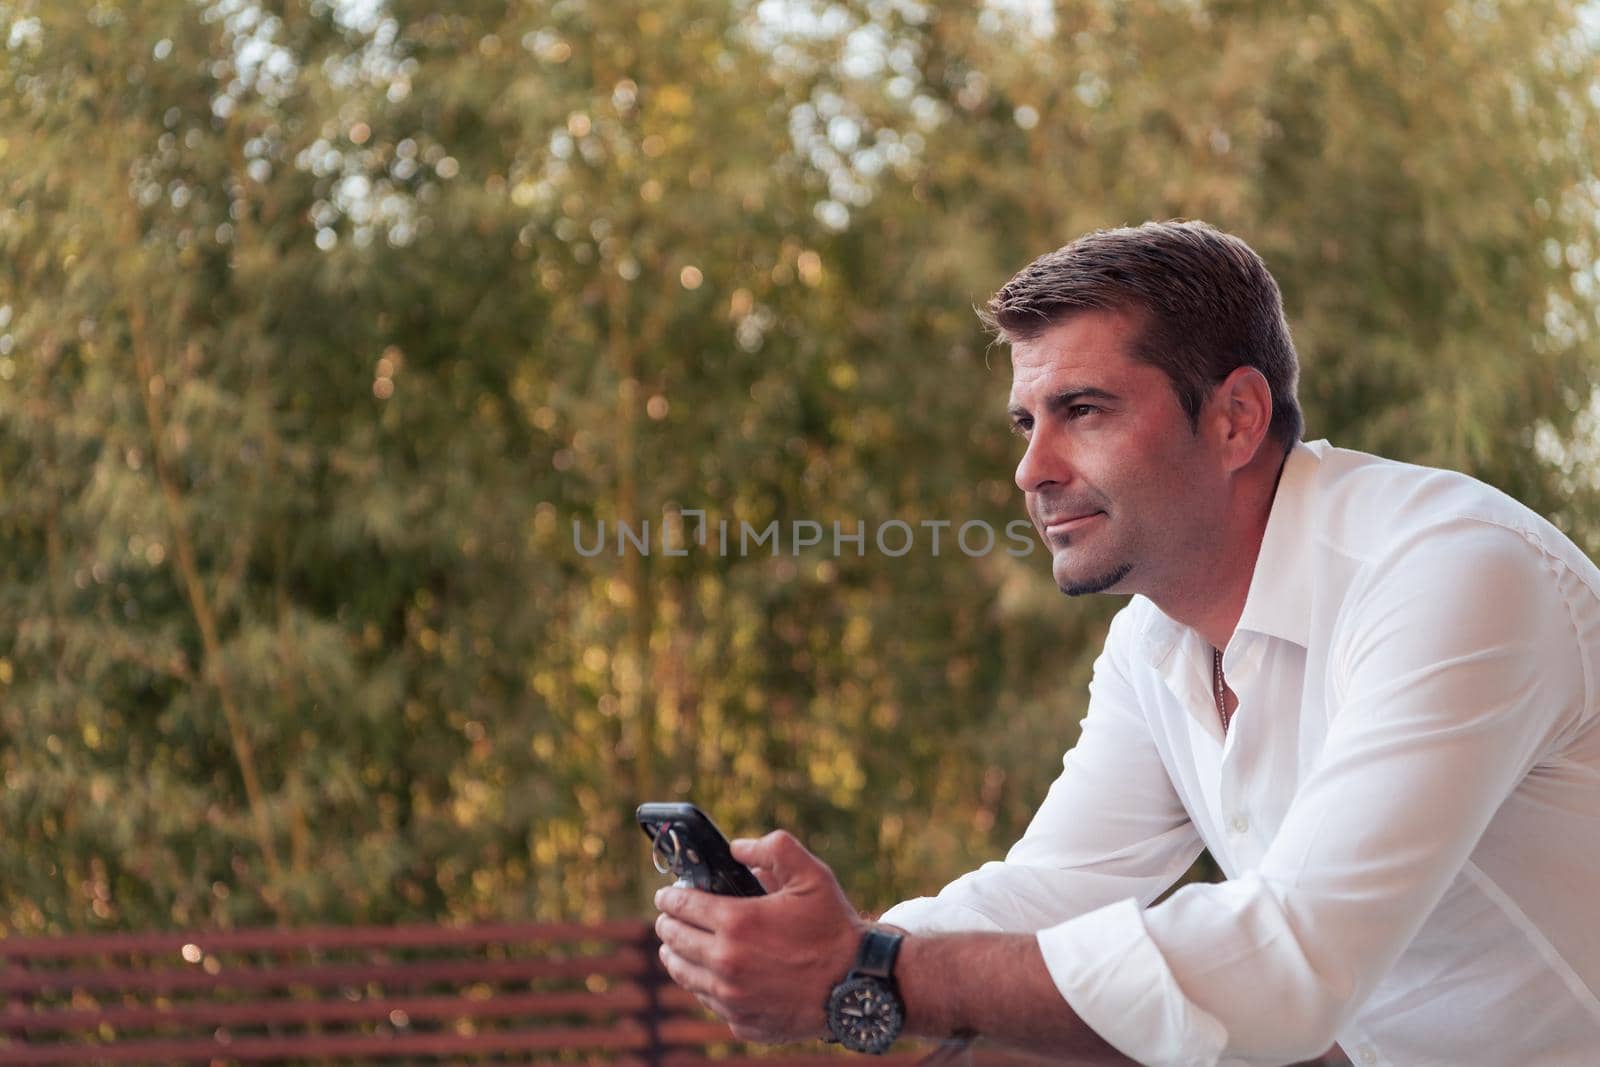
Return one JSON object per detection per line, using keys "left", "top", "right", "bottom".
{"left": 824, "top": 925, "right": 906, "bottom": 1053}
{"left": 817, "top": 921, "right": 864, "bottom": 1040}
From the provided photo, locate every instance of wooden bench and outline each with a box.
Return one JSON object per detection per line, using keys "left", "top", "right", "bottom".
{"left": 2, "top": 918, "right": 1349, "bottom": 1066}
{"left": 0, "top": 919, "right": 932, "bottom": 1065}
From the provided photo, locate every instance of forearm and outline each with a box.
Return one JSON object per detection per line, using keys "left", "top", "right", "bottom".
{"left": 895, "top": 931, "right": 1139, "bottom": 1064}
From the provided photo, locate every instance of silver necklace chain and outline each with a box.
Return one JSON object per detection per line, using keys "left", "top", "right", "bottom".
{"left": 1212, "top": 647, "right": 1233, "bottom": 734}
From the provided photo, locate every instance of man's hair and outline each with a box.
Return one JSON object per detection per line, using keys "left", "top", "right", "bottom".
{"left": 981, "top": 220, "right": 1303, "bottom": 450}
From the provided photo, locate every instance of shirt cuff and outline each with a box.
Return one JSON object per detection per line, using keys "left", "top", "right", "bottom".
{"left": 878, "top": 897, "right": 1007, "bottom": 935}
{"left": 1037, "top": 896, "right": 1229, "bottom": 1067}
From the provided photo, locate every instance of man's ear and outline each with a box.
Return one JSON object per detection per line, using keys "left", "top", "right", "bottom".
{"left": 1212, "top": 366, "right": 1273, "bottom": 471}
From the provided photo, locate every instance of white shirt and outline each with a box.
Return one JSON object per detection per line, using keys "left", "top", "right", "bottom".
{"left": 880, "top": 441, "right": 1600, "bottom": 1067}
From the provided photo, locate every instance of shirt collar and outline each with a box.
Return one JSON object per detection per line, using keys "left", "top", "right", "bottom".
{"left": 1127, "top": 440, "right": 1324, "bottom": 667}
{"left": 1232, "top": 440, "right": 1324, "bottom": 648}
{"left": 1120, "top": 594, "right": 1177, "bottom": 668}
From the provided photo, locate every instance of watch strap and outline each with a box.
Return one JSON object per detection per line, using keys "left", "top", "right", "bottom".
{"left": 852, "top": 928, "right": 903, "bottom": 981}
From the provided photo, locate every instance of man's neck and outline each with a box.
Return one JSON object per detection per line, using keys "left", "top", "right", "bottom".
{"left": 1151, "top": 446, "right": 1291, "bottom": 652}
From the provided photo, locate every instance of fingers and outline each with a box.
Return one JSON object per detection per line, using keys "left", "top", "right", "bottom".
{"left": 658, "top": 942, "right": 730, "bottom": 1015}
{"left": 730, "top": 830, "right": 819, "bottom": 888}
{"left": 658, "top": 943, "right": 789, "bottom": 1046}
{"left": 749, "top": 863, "right": 783, "bottom": 895}
{"left": 654, "top": 909, "right": 718, "bottom": 968}
{"left": 654, "top": 885, "right": 726, "bottom": 932}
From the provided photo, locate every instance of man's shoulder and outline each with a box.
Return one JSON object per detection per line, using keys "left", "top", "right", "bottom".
{"left": 1240, "top": 441, "right": 1600, "bottom": 651}
{"left": 1297, "top": 441, "right": 1577, "bottom": 568}
{"left": 1289, "top": 444, "right": 1600, "bottom": 667}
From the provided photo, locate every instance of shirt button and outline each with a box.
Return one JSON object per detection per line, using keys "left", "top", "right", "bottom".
{"left": 1228, "top": 814, "right": 1249, "bottom": 835}
{"left": 1357, "top": 1044, "right": 1378, "bottom": 1064}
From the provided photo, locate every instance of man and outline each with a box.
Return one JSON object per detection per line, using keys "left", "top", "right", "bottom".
{"left": 653, "top": 222, "right": 1600, "bottom": 1066}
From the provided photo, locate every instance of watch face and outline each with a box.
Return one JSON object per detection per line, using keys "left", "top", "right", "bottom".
{"left": 827, "top": 975, "right": 904, "bottom": 1054}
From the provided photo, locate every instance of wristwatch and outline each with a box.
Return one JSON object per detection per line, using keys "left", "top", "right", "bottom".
{"left": 824, "top": 928, "right": 906, "bottom": 1054}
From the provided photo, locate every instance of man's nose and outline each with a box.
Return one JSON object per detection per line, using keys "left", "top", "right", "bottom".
{"left": 1015, "top": 426, "right": 1070, "bottom": 493}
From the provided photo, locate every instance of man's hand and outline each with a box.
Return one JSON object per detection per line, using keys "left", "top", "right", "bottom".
{"left": 653, "top": 829, "right": 867, "bottom": 1044}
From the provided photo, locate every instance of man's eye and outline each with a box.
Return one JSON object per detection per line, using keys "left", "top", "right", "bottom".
{"left": 1010, "top": 420, "right": 1032, "bottom": 437}
{"left": 1066, "top": 405, "right": 1100, "bottom": 419}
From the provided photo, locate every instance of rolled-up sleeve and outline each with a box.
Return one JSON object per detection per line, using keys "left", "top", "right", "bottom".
{"left": 1035, "top": 523, "right": 1587, "bottom": 1065}
{"left": 882, "top": 607, "right": 1204, "bottom": 934}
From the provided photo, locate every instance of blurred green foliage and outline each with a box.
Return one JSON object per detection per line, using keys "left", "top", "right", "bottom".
{"left": 0, "top": 0, "right": 1596, "bottom": 932}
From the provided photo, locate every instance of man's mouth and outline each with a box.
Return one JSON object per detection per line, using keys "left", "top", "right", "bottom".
{"left": 1042, "top": 511, "right": 1105, "bottom": 536}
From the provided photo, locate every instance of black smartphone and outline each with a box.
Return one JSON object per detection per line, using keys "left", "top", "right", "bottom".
{"left": 636, "top": 802, "right": 766, "bottom": 897}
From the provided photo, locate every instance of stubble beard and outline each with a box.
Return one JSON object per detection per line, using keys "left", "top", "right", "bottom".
{"left": 1059, "top": 560, "right": 1133, "bottom": 597}
{"left": 1043, "top": 520, "right": 1133, "bottom": 597}
{"left": 1034, "top": 499, "right": 1132, "bottom": 597}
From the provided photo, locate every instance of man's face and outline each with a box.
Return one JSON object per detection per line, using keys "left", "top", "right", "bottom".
{"left": 1008, "top": 308, "right": 1226, "bottom": 599}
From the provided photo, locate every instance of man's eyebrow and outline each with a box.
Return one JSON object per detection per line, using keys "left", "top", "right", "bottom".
{"left": 1007, "top": 387, "right": 1120, "bottom": 419}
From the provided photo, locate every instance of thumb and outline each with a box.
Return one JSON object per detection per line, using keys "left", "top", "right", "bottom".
{"left": 731, "top": 830, "right": 823, "bottom": 890}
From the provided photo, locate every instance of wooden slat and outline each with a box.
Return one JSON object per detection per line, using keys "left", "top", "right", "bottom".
{"left": 0, "top": 947, "right": 656, "bottom": 996}
{"left": 0, "top": 920, "right": 651, "bottom": 960}
{"left": 0, "top": 1023, "right": 665, "bottom": 1064}
{"left": 0, "top": 1020, "right": 762, "bottom": 1063}
{"left": 0, "top": 947, "right": 662, "bottom": 998}
{"left": 657, "top": 1017, "right": 744, "bottom": 1045}
{"left": 3, "top": 985, "right": 705, "bottom": 1035}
